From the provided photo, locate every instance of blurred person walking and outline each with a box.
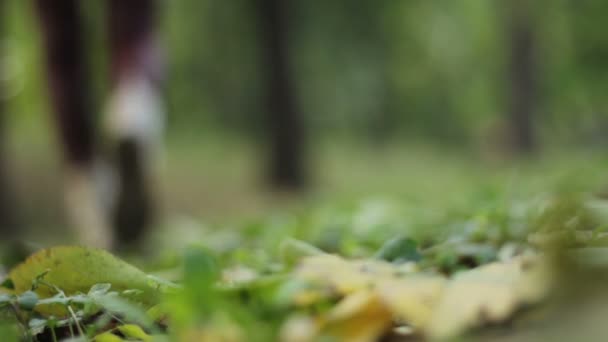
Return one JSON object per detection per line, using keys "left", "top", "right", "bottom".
{"left": 33, "top": 0, "right": 164, "bottom": 250}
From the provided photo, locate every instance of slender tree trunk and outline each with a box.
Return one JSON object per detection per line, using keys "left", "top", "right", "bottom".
{"left": 0, "top": 105, "right": 18, "bottom": 236}
{"left": 256, "top": 0, "right": 306, "bottom": 189}
{"left": 369, "top": 68, "right": 396, "bottom": 145}
{"left": 506, "top": 0, "right": 538, "bottom": 154}
{"left": 0, "top": 0, "right": 19, "bottom": 236}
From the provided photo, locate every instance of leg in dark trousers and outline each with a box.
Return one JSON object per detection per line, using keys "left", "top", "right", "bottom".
{"left": 34, "top": 0, "right": 112, "bottom": 248}
{"left": 34, "top": 0, "right": 95, "bottom": 167}
{"left": 107, "top": 0, "right": 164, "bottom": 249}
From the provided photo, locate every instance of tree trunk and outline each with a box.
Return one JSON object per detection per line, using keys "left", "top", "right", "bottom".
{"left": 506, "top": 0, "right": 538, "bottom": 154}
{"left": 0, "top": 0, "right": 19, "bottom": 236}
{"left": 256, "top": 0, "right": 306, "bottom": 189}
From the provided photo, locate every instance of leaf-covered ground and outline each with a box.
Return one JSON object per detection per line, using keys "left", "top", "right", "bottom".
{"left": 2, "top": 190, "right": 608, "bottom": 341}
{"left": 1, "top": 146, "right": 608, "bottom": 341}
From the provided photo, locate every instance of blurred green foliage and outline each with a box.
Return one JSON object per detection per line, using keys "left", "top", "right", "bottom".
{"left": 2, "top": 0, "right": 608, "bottom": 147}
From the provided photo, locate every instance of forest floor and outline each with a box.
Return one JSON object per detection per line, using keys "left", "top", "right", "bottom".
{"left": 2, "top": 132, "right": 608, "bottom": 341}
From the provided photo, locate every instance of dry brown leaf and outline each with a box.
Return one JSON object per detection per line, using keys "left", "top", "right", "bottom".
{"left": 377, "top": 274, "right": 446, "bottom": 328}
{"left": 280, "top": 315, "right": 319, "bottom": 342}
{"left": 295, "top": 255, "right": 414, "bottom": 295}
{"left": 425, "top": 256, "right": 550, "bottom": 339}
{"left": 321, "top": 290, "right": 393, "bottom": 342}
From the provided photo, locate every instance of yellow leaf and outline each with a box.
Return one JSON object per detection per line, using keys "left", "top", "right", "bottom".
{"left": 118, "top": 324, "right": 152, "bottom": 341}
{"left": 425, "top": 256, "right": 550, "bottom": 339}
{"left": 8, "top": 246, "right": 161, "bottom": 312}
{"left": 295, "top": 255, "right": 409, "bottom": 296}
{"left": 94, "top": 332, "right": 124, "bottom": 342}
{"left": 321, "top": 290, "right": 393, "bottom": 342}
{"left": 377, "top": 274, "right": 446, "bottom": 328}
{"left": 280, "top": 315, "right": 319, "bottom": 342}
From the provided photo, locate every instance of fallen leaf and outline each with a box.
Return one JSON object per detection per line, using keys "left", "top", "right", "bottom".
{"left": 425, "top": 255, "right": 550, "bottom": 339}
{"left": 377, "top": 274, "right": 446, "bottom": 328}
{"left": 118, "top": 324, "right": 152, "bottom": 341}
{"left": 8, "top": 246, "right": 162, "bottom": 310}
{"left": 321, "top": 290, "right": 393, "bottom": 342}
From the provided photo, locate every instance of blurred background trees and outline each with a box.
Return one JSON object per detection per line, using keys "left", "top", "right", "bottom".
{"left": 504, "top": 0, "right": 538, "bottom": 155}
{"left": 158, "top": 0, "right": 608, "bottom": 149}
{"left": 5, "top": 0, "right": 607, "bottom": 159}
{"left": 0, "top": 0, "right": 607, "bottom": 237}
{"left": 0, "top": 0, "right": 19, "bottom": 235}
{"left": 256, "top": 0, "right": 306, "bottom": 189}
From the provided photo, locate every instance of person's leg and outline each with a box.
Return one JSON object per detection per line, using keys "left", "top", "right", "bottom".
{"left": 107, "top": 0, "right": 165, "bottom": 248}
{"left": 34, "top": 0, "right": 112, "bottom": 248}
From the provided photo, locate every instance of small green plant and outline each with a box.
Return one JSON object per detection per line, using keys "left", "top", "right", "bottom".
{"left": 2, "top": 191, "right": 608, "bottom": 341}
